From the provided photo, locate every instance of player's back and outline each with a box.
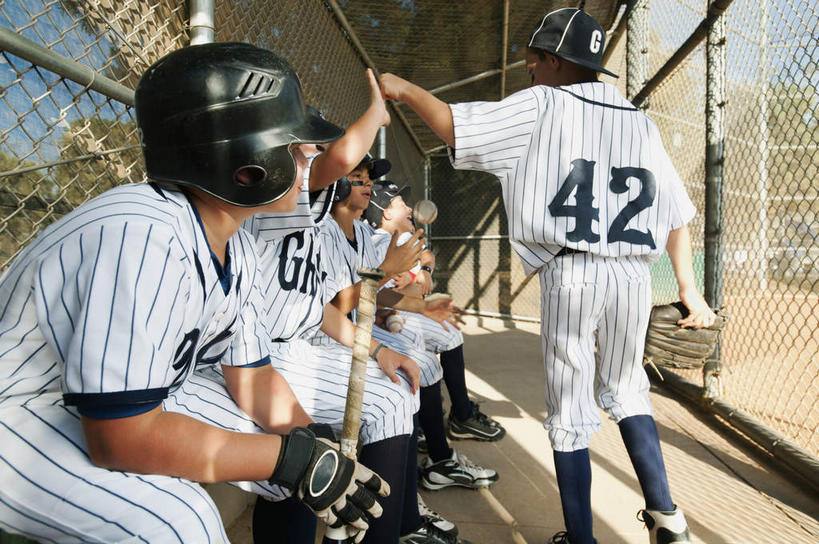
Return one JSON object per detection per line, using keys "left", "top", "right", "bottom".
{"left": 528, "top": 82, "right": 692, "bottom": 257}
{"left": 451, "top": 81, "right": 695, "bottom": 274}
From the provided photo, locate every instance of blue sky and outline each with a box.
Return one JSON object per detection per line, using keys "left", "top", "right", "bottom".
{"left": 1, "top": 0, "right": 815, "bottom": 167}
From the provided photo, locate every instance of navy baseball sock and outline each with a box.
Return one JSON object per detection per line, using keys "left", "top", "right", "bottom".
{"left": 441, "top": 345, "right": 472, "bottom": 421}
{"left": 618, "top": 415, "right": 675, "bottom": 511}
{"left": 400, "top": 414, "right": 423, "bottom": 535}
{"left": 252, "top": 495, "right": 316, "bottom": 544}
{"left": 359, "top": 434, "right": 411, "bottom": 544}
{"left": 553, "top": 448, "right": 595, "bottom": 544}
{"left": 419, "top": 382, "right": 453, "bottom": 462}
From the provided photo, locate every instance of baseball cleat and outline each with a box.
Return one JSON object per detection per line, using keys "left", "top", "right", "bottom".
{"left": 400, "top": 518, "right": 473, "bottom": 544}
{"left": 419, "top": 450, "right": 498, "bottom": 490}
{"left": 417, "top": 493, "right": 458, "bottom": 537}
{"left": 550, "top": 531, "right": 599, "bottom": 543}
{"left": 638, "top": 506, "right": 691, "bottom": 544}
{"left": 418, "top": 428, "right": 428, "bottom": 454}
{"left": 447, "top": 401, "right": 506, "bottom": 442}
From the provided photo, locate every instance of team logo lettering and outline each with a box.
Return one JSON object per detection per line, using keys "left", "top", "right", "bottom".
{"left": 590, "top": 30, "right": 602, "bottom": 54}
{"left": 278, "top": 231, "right": 327, "bottom": 295}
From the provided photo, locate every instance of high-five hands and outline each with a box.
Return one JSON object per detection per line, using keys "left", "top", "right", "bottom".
{"left": 365, "top": 68, "right": 390, "bottom": 128}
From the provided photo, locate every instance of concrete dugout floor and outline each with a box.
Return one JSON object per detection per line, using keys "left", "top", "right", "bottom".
{"left": 227, "top": 316, "right": 819, "bottom": 544}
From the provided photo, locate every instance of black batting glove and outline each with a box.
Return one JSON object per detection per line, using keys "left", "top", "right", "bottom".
{"left": 307, "top": 422, "right": 336, "bottom": 441}
{"left": 269, "top": 427, "right": 390, "bottom": 543}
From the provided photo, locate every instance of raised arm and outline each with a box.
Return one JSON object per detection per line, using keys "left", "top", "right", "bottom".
{"left": 309, "top": 69, "right": 390, "bottom": 191}
{"left": 380, "top": 73, "right": 455, "bottom": 148}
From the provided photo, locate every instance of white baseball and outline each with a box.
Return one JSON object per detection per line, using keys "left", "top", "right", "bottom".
{"left": 386, "top": 313, "right": 404, "bottom": 333}
{"left": 413, "top": 199, "right": 438, "bottom": 225}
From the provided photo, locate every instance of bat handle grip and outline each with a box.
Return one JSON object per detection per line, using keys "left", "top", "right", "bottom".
{"left": 338, "top": 268, "right": 384, "bottom": 458}
{"left": 320, "top": 268, "right": 384, "bottom": 544}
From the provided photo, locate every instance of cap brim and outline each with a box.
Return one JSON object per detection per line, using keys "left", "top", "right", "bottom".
{"left": 290, "top": 112, "right": 345, "bottom": 144}
{"left": 554, "top": 51, "right": 618, "bottom": 78}
{"left": 367, "top": 157, "right": 391, "bottom": 179}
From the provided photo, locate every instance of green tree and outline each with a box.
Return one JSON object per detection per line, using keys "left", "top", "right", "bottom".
{"left": 0, "top": 152, "right": 55, "bottom": 266}
{"left": 52, "top": 116, "right": 143, "bottom": 209}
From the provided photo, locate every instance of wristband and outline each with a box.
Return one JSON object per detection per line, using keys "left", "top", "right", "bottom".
{"left": 419, "top": 265, "right": 432, "bottom": 273}
{"left": 269, "top": 427, "right": 315, "bottom": 489}
{"left": 371, "top": 342, "right": 385, "bottom": 359}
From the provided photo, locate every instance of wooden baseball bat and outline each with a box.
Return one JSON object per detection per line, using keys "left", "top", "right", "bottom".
{"left": 323, "top": 266, "right": 385, "bottom": 543}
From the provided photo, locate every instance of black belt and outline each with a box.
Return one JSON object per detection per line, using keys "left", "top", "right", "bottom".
{"left": 271, "top": 338, "right": 287, "bottom": 343}
{"left": 555, "top": 247, "right": 586, "bottom": 257}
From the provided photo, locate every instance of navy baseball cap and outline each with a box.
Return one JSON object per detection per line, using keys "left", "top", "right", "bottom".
{"left": 356, "top": 153, "right": 391, "bottom": 180}
{"left": 363, "top": 180, "right": 411, "bottom": 227}
{"left": 527, "top": 8, "right": 618, "bottom": 78}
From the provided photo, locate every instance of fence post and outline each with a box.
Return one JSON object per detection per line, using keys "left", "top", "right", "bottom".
{"left": 189, "top": 0, "right": 215, "bottom": 45}
{"left": 703, "top": 0, "right": 727, "bottom": 399}
{"left": 702, "top": 1, "right": 725, "bottom": 399}
{"left": 626, "top": 0, "right": 650, "bottom": 103}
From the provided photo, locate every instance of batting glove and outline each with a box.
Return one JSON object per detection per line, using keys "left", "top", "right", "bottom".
{"left": 269, "top": 427, "right": 389, "bottom": 542}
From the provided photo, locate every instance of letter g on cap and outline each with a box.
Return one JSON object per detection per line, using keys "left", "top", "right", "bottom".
{"left": 590, "top": 30, "right": 602, "bottom": 53}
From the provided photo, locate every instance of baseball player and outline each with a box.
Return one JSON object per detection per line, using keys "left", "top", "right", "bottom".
{"left": 380, "top": 8, "right": 717, "bottom": 544}
{"left": 242, "top": 77, "right": 433, "bottom": 543}
{"left": 317, "top": 157, "right": 497, "bottom": 543}
{"left": 0, "top": 43, "right": 388, "bottom": 543}
{"left": 363, "top": 182, "right": 507, "bottom": 445}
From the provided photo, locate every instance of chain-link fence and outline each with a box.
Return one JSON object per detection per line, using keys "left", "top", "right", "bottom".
{"left": 1, "top": 0, "right": 816, "bottom": 473}
{"left": 0, "top": 0, "right": 425, "bottom": 270}
{"left": 426, "top": 0, "right": 817, "bottom": 461}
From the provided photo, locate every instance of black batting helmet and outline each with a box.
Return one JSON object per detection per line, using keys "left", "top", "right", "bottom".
{"left": 527, "top": 8, "right": 618, "bottom": 78}
{"left": 135, "top": 42, "right": 344, "bottom": 207}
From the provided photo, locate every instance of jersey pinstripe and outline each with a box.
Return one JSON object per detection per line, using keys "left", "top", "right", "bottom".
{"left": 0, "top": 183, "right": 280, "bottom": 542}
{"left": 449, "top": 82, "right": 695, "bottom": 451}
{"left": 370, "top": 228, "right": 464, "bottom": 354}
{"left": 307, "top": 216, "right": 443, "bottom": 386}
{"left": 241, "top": 178, "right": 419, "bottom": 444}
{"left": 449, "top": 82, "right": 695, "bottom": 275}
{"left": 268, "top": 338, "right": 418, "bottom": 444}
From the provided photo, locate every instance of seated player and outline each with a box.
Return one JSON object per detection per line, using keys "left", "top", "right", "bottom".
{"left": 0, "top": 43, "right": 386, "bottom": 543}
{"left": 363, "top": 181, "right": 507, "bottom": 445}
{"left": 314, "top": 156, "right": 498, "bottom": 542}
{"left": 241, "top": 74, "right": 429, "bottom": 543}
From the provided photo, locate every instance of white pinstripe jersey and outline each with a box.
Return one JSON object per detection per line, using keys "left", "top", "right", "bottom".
{"left": 306, "top": 216, "right": 380, "bottom": 346}
{"left": 243, "top": 171, "right": 335, "bottom": 341}
{"left": 370, "top": 229, "right": 420, "bottom": 290}
{"left": 0, "top": 183, "right": 270, "bottom": 418}
{"left": 449, "top": 82, "right": 696, "bottom": 275}
{"left": 319, "top": 216, "right": 381, "bottom": 301}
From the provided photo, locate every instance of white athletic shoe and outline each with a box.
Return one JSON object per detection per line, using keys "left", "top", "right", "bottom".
{"left": 417, "top": 493, "right": 457, "bottom": 537}
{"left": 419, "top": 450, "right": 498, "bottom": 490}
{"left": 638, "top": 506, "right": 691, "bottom": 544}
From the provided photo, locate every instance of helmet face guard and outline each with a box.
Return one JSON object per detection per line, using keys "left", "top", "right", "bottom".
{"left": 135, "top": 42, "right": 344, "bottom": 207}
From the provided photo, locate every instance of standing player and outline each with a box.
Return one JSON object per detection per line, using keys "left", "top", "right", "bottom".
{"left": 364, "top": 182, "right": 506, "bottom": 444}
{"left": 0, "top": 43, "right": 387, "bottom": 543}
{"left": 380, "top": 8, "right": 717, "bottom": 544}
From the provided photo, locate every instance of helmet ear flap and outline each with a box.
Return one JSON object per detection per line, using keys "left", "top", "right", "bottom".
{"left": 333, "top": 177, "right": 352, "bottom": 203}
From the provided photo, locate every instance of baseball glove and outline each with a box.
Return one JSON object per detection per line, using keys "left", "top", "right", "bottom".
{"left": 643, "top": 301, "right": 727, "bottom": 370}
